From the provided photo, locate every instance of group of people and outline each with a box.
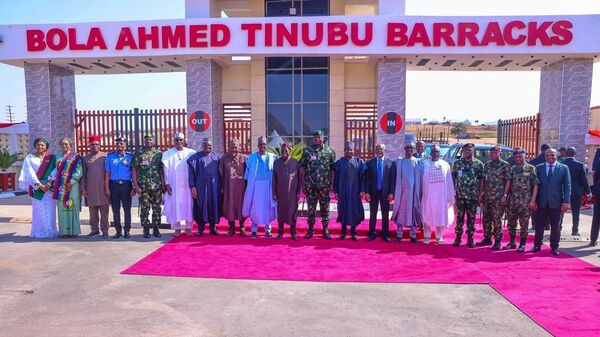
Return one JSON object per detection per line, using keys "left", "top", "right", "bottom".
{"left": 18, "top": 130, "right": 590, "bottom": 257}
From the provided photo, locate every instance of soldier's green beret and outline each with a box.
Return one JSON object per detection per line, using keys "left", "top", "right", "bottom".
{"left": 462, "top": 143, "right": 475, "bottom": 149}
{"left": 312, "top": 129, "right": 325, "bottom": 136}
{"left": 143, "top": 132, "right": 154, "bottom": 139}
{"left": 490, "top": 145, "right": 501, "bottom": 152}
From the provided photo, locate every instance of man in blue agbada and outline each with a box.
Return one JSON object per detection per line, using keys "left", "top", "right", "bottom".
{"left": 333, "top": 141, "right": 366, "bottom": 241}
{"left": 188, "top": 138, "right": 222, "bottom": 236}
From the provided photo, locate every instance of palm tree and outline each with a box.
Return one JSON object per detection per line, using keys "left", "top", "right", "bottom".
{"left": 450, "top": 122, "right": 468, "bottom": 141}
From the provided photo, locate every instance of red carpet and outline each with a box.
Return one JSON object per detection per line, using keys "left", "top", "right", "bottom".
{"left": 123, "top": 218, "right": 600, "bottom": 337}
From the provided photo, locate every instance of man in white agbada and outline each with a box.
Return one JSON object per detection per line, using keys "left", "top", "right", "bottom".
{"left": 162, "top": 132, "right": 196, "bottom": 236}
{"left": 392, "top": 142, "right": 422, "bottom": 243}
{"left": 243, "top": 136, "right": 277, "bottom": 238}
{"left": 421, "top": 145, "right": 456, "bottom": 244}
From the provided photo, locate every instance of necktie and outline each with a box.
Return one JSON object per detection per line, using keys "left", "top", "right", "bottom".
{"left": 548, "top": 164, "right": 554, "bottom": 178}
{"left": 377, "top": 159, "right": 383, "bottom": 190}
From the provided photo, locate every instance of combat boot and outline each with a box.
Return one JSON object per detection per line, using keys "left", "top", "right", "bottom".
{"left": 516, "top": 237, "right": 527, "bottom": 253}
{"left": 492, "top": 239, "right": 501, "bottom": 250}
{"left": 504, "top": 235, "right": 517, "bottom": 250}
{"left": 143, "top": 227, "right": 151, "bottom": 239}
{"left": 227, "top": 222, "right": 235, "bottom": 237}
{"left": 239, "top": 224, "right": 246, "bottom": 237}
{"left": 276, "top": 224, "right": 284, "bottom": 240}
{"left": 467, "top": 235, "right": 475, "bottom": 248}
{"left": 322, "top": 225, "right": 332, "bottom": 240}
{"left": 452, "top": 236, "right": 462, "bottom": 247}
{"left": 338, "top": 226, "right": 347, "bottom": 240}
{"left": 152, "top": 225, "right": 162, "bottom": 238}
{"left": 304, "top": 225, "right": 314, "bottom": 239}
{"left": 476, "top": 238, "right": 492, "bottom": 246}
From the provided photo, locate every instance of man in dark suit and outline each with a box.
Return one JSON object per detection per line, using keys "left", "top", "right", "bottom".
{"left": 365, "top": 143, "right": 396, "bottom": 242}
{"left": 590, "top": 161, "right": 600, "bottom": 247}
{"left": 532, "top": 148, "right": 571, "bottom": 256}
{"left": 561, "top": 147, "right": 591, "bottom": 235}
{"left": 529, "top": 143, "right": 551, "bottom": 231}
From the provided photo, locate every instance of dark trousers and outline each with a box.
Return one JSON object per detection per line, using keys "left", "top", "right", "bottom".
{"left": 535, "top": 207, "right": 562, "bottom": 250}
{"left": 369, "top": 190, "right": 390, "bottom": 238}
{"left": 591, "top": 198, "right": 600, "bottom": 244}
{"left": 109, "top": 181, "right": 132, "bottom": 233}
{"left": 570, "top": 195, "right": 582, "bottom": 234}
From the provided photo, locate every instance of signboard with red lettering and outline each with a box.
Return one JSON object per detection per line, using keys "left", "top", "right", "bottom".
{"left": 189, "top": 111, "right": 210, "bottom": 132}
{"left": 1, "top": 15, "right": 597, "bottom": 62}
{"left": 380, "top": 112, "right": 403, "bottom": 134}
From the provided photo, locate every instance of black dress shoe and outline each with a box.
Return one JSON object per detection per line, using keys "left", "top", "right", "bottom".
{"left": 551, "top": 249, "right": 560, "bottom": 256}
{"left": 571, "top": 232, "right": 580, "bottom": 236}
{"left": 531, "top": 246, "right": 541, "bottom": 252}
{"left": 338, "top": 233, "right": 346, "bottom": 240}
{"left": 382, "top": 237, "right": 391, "bottom": 242}
{"left": 367, "top": 235, "right": 376, "bottom": 242}
{"left": 410, "top": 237, "right": 418, "bottom": 243}
{"left": 124, "top": 231, "right": 130, "bottom": 239}
{"left": 351, "top": 234, "right": 358, "bottom": 241}
{"left": 266, "top": 232, "right": 273, "bottom": 238}
{"left": 86, "top": 232, "right": 100, "bottom": 238}
{"left": 112, "top": 232, "right": 122, "bottom": 239}
{"left": 589, "top": 241, "right": 597, "bottom": 247}
{"left": 291, "top": 233, "right": 298, "bottom": 241}
{"left": 304, "top": 231, "right": 313, "bottom": 239}
{"left": 197, "top": 231, "right": 203, "bottom": 237}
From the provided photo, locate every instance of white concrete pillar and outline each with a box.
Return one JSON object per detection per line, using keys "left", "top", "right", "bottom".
{"left": 538, "top": 58, "right": 593, "bottom": 162}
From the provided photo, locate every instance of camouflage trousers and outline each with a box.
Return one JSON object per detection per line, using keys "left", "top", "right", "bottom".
{"left": 506, "top": 204, "right": 531, "bottom": 239}
{"left": 455, "top": 198, "right": 478, "bottom": 236}
{"left": 140, "top": 188, "right": 162, "bottom": 228}
{"left": 482, "top": 199, "right": 505, "bottom": 240}
{"left": 305, "top": 187, "right": 330, "bottom": 229}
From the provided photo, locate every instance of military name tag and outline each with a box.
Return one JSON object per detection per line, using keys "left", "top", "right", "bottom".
{"left": 142, "top": 159, "right": 149, "bottom": 166}
{"left": 458, "top": 170, "right": 463, "bottom": 177}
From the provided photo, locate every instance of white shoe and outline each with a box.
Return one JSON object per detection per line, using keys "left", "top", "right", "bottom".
{"left": 424, "top": 238, "right": 430, "bottom": 244}
{"left": 437, "top": 238, "right": 445, "bottom": 245}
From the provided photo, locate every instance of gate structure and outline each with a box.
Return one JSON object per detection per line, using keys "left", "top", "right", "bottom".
{"left": 223, "top": 104, "right": 252, "bottom": 154}
{"left": 344, "top": 102, "right": 377, "bottom": 159}
{"left": 74, "top": 108, "right": 187, "bottom": 156}
{"left": 497, "top": 114, "right": 540, "bottom": 159}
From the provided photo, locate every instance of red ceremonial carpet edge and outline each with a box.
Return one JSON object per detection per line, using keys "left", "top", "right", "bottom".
{"left": 122, "top": 218, "right": 600, "bottom": 337}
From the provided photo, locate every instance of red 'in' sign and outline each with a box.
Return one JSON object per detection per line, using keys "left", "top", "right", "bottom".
{"left": 189, "top": 111, "right": 211, "bottom": 132}
{"left": 379, "top": 112, "right": 403, "bottom": 134}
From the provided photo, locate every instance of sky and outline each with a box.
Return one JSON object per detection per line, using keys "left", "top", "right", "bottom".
{"left": 0, "top": 0, "right": 599, "bottom": 124}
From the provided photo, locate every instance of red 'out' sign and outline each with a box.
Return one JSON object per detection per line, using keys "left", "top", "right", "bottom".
{"left": 189, "top": 111, "right": 211, "bottom": 132}
{"left": 380, "top": 112, "right": 403, "bottom": 134}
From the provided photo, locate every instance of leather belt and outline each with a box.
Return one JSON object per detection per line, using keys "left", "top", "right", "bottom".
{"left": 110, "top": 180, "right": 130, "bottom": 185}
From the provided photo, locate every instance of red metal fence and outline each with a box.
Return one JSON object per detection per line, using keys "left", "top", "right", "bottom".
{"left": 223, "top": 104, "right": 252, "bottom": 155}
{"left": 74, "top": 108, "right": 187, "bottom": 156}
{"left": 497, "top": 114, "right": 539, "bottom": 159}
{"left": 345, "top": 102, "right": 377, "bottom": 159}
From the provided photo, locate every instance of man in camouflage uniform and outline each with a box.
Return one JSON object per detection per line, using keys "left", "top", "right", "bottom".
{"left": 132, "top": 132, "right": 164, "bottom": 239}
{"left": 478, "top": 146, "right": 511, "bottom": 250}
{"left": 452, "top": 143, "right": 484, "bottom": 248}
{"left": 505, "top": 148, "right": 539, "bottom": 252}
{"left": 299, "top": 129, "right": 336, "bottom": 240}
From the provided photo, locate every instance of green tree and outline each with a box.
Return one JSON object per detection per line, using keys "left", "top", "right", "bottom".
{"left": 0, "top": 148, "right": 19, "bottom": 172}
{"left": 450, "top": 122, "right": 468, "bottom": 141}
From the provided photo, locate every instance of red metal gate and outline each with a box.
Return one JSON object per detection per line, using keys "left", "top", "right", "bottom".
{"left": 497, "top": 114, "right": 540, "bottom": 159}
{"left": 74, "top": 108, "right": 187, "bottom": 156}
{"left": 223, "top": 104, "right": 252, "bottom": 154}
{"left": 345, "top": 102, "right": 377, "bottom": 159}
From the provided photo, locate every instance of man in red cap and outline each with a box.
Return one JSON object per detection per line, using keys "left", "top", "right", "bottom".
{"left": 81, "top": 135, "right": 110, "bottom": 238}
